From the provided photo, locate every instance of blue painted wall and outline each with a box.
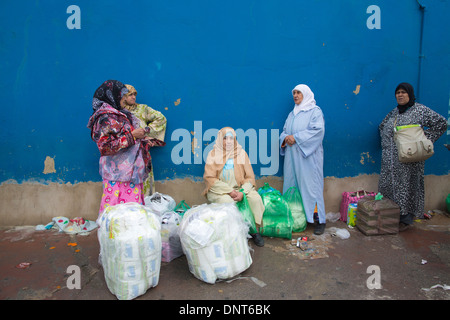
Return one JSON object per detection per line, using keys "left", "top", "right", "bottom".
{"left": 1, "top": 0, "right": 448, "bottom": 184}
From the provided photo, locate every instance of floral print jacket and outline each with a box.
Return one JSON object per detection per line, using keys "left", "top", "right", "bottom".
{"left": 88, "top": 103, "right": 150, "bottom": 184}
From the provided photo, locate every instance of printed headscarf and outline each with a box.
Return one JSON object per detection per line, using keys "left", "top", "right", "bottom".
{"left": 292, "top": 84, "right": 317, "bottom": 115}
{"left": 395, "top": 82, "right": 416, "bottom": 113}
{"left": 92, "top": 80, "right": 128, "bottom": 112}
{"left": 125, "top": 84, "right": 138, "bottom": 97}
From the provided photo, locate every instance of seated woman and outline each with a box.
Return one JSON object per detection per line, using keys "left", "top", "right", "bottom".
{"left": 203, "top": 127, "right": 265, "bottom": 246}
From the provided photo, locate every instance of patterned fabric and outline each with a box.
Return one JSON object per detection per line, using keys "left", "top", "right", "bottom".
{"left": 87, "top": 80, "right": 154, "bottom": 186}
{"left": 378, "top": 103, "right": 447, "bottom": 219}
{"left": 122, "top": 85, "right": 167, "bottom": 196}
{"left": 99, "top": 180, "right": 145, "bottom": 214}
{"left": 92, "top": 80, "right": 129, "bottom": 112}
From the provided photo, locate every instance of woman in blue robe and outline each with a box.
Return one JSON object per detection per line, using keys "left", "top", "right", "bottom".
{"left": 279, "top": 84, "right": 326, "bottom": 234}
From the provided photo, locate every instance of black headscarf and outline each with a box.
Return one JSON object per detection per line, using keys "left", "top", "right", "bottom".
{"left": 395, "top": 82, "right": 416, "bottom": 114}
{"left": 92, "top": 80, "right": 129, "bottom": 112}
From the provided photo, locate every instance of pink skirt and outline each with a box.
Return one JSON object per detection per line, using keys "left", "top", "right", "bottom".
{"left": 99, "top": 180, "right": 145, "bottom": 215}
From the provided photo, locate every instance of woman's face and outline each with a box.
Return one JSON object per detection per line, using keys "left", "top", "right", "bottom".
{"left": 395, "top": 88, "right": 409, "bottom": 106}
{"left": 293, "top": 90, "right": 304, "bottom": 105}
{"left": 122, "top": 92, "right": 137, "bottom": 106}
{"left": 223, "top": 135, "right": 235, "bottom": 150}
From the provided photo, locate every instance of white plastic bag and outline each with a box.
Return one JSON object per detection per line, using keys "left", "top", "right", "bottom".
{"left": 179, "top": 203, "right": 252, "bottom": 284}
{"left": 97, "top": 202, "right": 162, "bottom": 300}
{"left": 144, "top": 192, "right": 176, "bottom": 215}
{"left": 160, "top": 211, "right": 184, "bottom": 262}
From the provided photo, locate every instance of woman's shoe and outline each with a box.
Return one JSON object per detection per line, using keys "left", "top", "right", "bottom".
{"left": 251, "top": 233, "right": 265, "bottom": 247}
{"left": 314, "top": 223, "right": 326, "bottom": 235}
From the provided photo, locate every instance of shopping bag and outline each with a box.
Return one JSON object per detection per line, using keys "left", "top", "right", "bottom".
{"left": 259, "top": 186, "right": 293, "bottom": 239}
{"left": 257, "top": 182, "right": 281, "bottom": 196}
{"left": 282, "top": 187, "right": 307, "bottom": 232}
{"left": 339, "top": 190, "right": 376, "bottom": 222}
{"left": 174, "top": 200, "right": 191, "bottom": 218}
{"left": 144, "top": 192, "right": 176, "bottom": 215}
{"left": 235, "top": 189, "right": 258, "bottom": 234}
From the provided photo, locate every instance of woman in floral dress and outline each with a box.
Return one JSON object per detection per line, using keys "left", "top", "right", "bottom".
{"left": 87, "top": 80, "right": 153, "bottom": 214}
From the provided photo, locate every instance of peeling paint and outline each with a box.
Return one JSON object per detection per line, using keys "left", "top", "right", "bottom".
{"left": 353, "top": 85, "right": 361, "bottom": 95}
{"left": 43, "top": 156, "right": 56, "bottom": 174}
{"left": 360, "top": 152, "right": 375, "bottom": 165}
{"left": 192, "top": 137, "right": 198, "bottom": 155}
{"left": 174, "top": 98, "right": 181, "bottom": 106}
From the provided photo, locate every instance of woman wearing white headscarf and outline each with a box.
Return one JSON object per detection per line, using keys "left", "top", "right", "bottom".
{"left": 280, "top": 84, "right": 326, "bottom": 235}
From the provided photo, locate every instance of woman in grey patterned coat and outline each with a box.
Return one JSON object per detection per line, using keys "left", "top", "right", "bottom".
{"left": 378, "top": 83, "right": 447, "bottom": 231}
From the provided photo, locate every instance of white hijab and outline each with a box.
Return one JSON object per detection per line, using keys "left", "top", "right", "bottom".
{"left": 292, "top": 84, "right": 317, "bottom": 115}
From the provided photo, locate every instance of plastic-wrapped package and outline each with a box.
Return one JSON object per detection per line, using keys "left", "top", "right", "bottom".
{"left": 97, "top": 203, "right": 162, "bottom": 300}
{"left": 179, "top": 203, "right": 252, "bottom": 284}
{"left": 144, "top": 192, "right": 176, "bottom": 215}
{"left": 160, "top": 211, "right": 184, "bottom": 262}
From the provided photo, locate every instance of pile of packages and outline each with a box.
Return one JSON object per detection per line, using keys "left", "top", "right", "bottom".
{"left": 96, "top": 192, "right": 256, "bottom": 299}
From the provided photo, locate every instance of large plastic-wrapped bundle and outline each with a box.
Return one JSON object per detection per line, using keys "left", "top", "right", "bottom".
{"left": 179, "top": 203, "right": 252, "bottom": 284}
{"left": 97, "top": 203, "right": 162, "bottom": 300}
{"left": 160, "top": 211, "right": 184, "bottom": 262}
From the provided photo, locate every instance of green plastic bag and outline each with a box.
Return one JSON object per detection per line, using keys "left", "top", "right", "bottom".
{"left": 258, "top": 182, "right": 281, "bottom": 196}
{"left": 174, "top": 200, "right": 191, "bottom": 218}
{"left": 235, "top": 189, "right": 258, "bottom": 234}
{"left": 446, "top": 193, "right": 450, "bottom": 213}
{"left": 259, "top": 187, "right": 293, "bottom": 239}
{"left": 283, "top": 187, "right": 307, "bottom": 232}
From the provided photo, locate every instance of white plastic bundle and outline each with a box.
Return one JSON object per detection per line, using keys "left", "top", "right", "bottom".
{"left": 144, "top": 192, "right": 176, "bottom": 216}
{"left": 97, "top": 203, "right": 162, "bottom": 300}
{"left": 161, "top": 211, "right": 184, "bottom": 262}
{"left": 179, "top": 203, "right": 252, "bottom": 284}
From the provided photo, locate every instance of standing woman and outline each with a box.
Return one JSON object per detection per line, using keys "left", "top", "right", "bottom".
{"left": 122, "top": 84, "right": 167, "bottom": 196}
{"left": 87, "top": 80, "right": 152, "bottom": 215}
{"left": 378, "top": 82, "right": 447, "bottom": 230}
{"left": 280, "top": 84, "right": 326, "bottom": 235}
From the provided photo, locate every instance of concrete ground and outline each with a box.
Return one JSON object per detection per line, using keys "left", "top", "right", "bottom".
{"left": 1, "top": 211, "right": 449, "bottom": 301}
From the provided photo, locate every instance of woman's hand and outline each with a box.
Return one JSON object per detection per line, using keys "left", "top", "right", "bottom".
{"left": 230, "top": 190, "right": 244, "bottom": 202}
{"left": 284, "top": 135, "right": 296, "bottom": 146}
{"left": 132, "top": 128, "right": 146, "bottom": 140}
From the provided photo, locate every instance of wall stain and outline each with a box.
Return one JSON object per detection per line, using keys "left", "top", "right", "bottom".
{"left": 43, "top": 156, "right": 56, "bottom": 174}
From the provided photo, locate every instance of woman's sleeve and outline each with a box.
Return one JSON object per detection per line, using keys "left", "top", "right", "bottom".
{"left": 142, "top": 105, "right": 167, "bottom": 141}
{"left": 93, "top": 114, "right": 135, "bottom": 156}
{"left": 292, "top": 108, "right": 325, "bottom": 157}
{"left": 422, "top": 106, "right": 447, "bottom": 143}
{"left": 279, "top": 116, "right": 289, "bottom": 156}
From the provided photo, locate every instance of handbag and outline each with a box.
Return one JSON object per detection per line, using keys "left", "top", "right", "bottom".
{"left": 339, "top": 190, "right": 376, "bottom": 222}
{"left": 393, "top": 117, "right": 434, "bottom": 163}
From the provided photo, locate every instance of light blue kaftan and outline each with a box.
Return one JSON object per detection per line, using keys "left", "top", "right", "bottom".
{"left": 279, "top": 106, "right": 326, "bottom": 224}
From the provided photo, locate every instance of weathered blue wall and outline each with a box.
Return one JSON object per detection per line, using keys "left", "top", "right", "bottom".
{"left": 1, "top": 0, "right": 448, "bottom": 184}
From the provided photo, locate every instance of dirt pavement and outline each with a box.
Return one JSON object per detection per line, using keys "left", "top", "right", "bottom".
{"left": 1, "top": 211, "right": 449, "bottom": 302}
